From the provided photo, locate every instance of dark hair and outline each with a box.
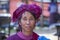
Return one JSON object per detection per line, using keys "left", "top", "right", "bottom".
{"left": 16, "top": 25, "right": 22, "bottom": 32}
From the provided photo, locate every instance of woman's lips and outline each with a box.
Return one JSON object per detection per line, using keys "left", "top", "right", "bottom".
{"left": 26, "top": 25, "right": 31, "bottom": 29}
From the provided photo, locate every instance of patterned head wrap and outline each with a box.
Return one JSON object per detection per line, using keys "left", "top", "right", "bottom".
{"left": 12, "top": 4, "right": 42, "bottom": 22}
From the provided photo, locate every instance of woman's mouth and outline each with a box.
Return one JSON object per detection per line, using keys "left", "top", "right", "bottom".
{"left": 26, "top": 25, "right": 31, "bottom": 29}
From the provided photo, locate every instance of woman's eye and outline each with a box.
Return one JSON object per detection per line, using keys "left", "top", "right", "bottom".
{"left": 23, "top": 18, "right": 27, "bottom": 20}
{"left": 30, "top": 18, "right": 34, "bottom": 21}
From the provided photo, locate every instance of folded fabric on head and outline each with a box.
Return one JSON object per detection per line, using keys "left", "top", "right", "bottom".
{"left": 12, "top": 4, "right": 42, "bottom": 22}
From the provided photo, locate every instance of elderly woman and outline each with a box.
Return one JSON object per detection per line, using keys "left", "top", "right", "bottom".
{"left": 7, "top": 4, "right": 50, "bottom": 40}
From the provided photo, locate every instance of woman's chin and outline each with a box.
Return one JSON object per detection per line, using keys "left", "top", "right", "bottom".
{"left": 25, "top": 28, "right": 32, "bottom": 32}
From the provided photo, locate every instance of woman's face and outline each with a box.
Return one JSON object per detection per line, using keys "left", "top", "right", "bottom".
{"left": 19, "top": 11, "right": 36, "bottom": 32}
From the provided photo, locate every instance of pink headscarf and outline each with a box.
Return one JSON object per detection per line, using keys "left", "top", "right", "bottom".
{"left": 12, "top": 4, "right": 42, "bottom": 22}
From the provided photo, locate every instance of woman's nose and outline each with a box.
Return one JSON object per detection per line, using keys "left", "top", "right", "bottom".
{"left": 26, "top": 20, "right": 30, "bottom": 25}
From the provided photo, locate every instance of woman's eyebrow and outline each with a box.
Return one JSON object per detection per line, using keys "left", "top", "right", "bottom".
{"left": 30, "top": 17, "right": 34, "bottom": 19}
{"left": 22, "top": 16, "right": 27, "bottom": 18}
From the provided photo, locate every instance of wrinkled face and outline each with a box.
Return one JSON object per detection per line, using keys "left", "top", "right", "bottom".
{"left": 19, "top": 11, "right": 36, "bottom": 32}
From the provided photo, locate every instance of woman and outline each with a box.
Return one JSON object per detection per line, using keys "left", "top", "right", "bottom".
{"left": 7, "top": 4, "right": 49, "bottom": 40}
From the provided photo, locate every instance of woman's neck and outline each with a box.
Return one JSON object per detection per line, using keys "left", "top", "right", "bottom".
{"left": 22, "top": 30, "right": 33, "bottom": 36}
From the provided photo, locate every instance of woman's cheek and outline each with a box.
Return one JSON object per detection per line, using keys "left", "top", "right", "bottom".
{"left": 31, "top": 21, "right": 36, "bottom": 27}
{"left": 20, "top": 20, "right": 26, "bottom": 27}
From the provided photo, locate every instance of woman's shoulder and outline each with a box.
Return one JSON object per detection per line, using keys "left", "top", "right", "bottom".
{"left": 6, "top": 34, "right": 23, "bottom": 40}
{"left": 6, "top": 34, "right": 18, "bottom": 40}
{"left": 33, "top": 32, "right": 39, "bottom": 37}
{"left": 33, "top": 32, "right": 39, "bottom": 40}
{"left": 33, "top": 32, "right": 50, "bottom": 40}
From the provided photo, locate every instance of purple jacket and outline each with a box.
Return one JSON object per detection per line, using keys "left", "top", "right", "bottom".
{"left": 6, "top": 32, "right": 39, "bottom": 40}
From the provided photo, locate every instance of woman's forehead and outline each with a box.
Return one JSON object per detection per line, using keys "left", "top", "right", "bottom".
{"left": 22, "top": 11, "right": 34, "bottom": 18}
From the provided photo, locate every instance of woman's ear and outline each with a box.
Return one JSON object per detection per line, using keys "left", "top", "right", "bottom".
{"left": 19, "top": 22, "right": 21, "bottom": 25}
{"left": 18, "top": 21, "right": 21, "bottom": 25}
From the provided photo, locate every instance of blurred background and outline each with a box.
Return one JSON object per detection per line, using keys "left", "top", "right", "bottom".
{"left": 0, "top": 0, "right": 60, "bottom": 40}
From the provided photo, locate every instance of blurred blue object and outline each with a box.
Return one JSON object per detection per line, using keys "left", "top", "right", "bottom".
{"left": 38, "top": 36, "right": 50, "bottom": 40}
